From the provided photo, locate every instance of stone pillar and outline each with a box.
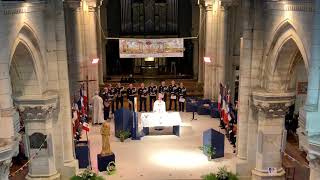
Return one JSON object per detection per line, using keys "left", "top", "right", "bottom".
{"left": 96, "top": 1, "right": 104, "bottom": 85}
{"left": 251, "top": 91, "right": 295, "bottom": 180}
{"left": 193, "top": 39, "right": 199, "bottom": 80}
{"left": 305, "top": 0, "right": 320, "bottom": 111}
{"left": 203, "top": 2, "right": 213, "bottom": 98}
{"left": 85, "top": 0, "right": 100, "bottom": 97}
{"left": 65, "top": 0, "right": 100, "bottom": 98}
{"left": 215, "top": 3, "right": 228, "bottom": 99}
{"left": 64, "top": 1, "right": 85, "bottom": 96}
{"left": 198, "top": 3, "right": 205, "bottom": 83}
{"left": 56, "top": 1, "right": 79, "bottom": 178}
{"left": 17, "top": 96, "right": 61, "bottom": 180}
{"left": 236, "top": 0, "right": 253, "bottom": 176}
{"left": 0, "top": 63, "right": 18, "bottom": 180}
{"left": 0, "top": 63, "right": 15, "bottom": 143}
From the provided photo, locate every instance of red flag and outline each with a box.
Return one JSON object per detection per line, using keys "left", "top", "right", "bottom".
{"left": 82, "top": 122, "right": 90, "bottom": 132}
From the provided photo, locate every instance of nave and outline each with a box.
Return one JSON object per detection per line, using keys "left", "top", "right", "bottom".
{"left": 86, "top": 112, "right": 235, "bottom": 179}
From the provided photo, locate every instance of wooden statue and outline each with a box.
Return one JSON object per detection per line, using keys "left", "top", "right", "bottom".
{"left": 100, "top": 122, "right": 112, "bottom": 156}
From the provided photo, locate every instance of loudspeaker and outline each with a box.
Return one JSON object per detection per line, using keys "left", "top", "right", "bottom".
{"left": 203, "top": 129, "right": 225, "bottom": 159}
{"left": 114, "top": 108, "right": 133, "bottom": 138}
{"left": 75, "top": 141, "right": 90, "bottom": 168}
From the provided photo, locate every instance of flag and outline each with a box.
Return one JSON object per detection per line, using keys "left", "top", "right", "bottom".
{"left": 82, "top": 122, "right": 90, "bottom": 132}
{"left": 79, "top": 84, "right": 88, "bottom": 116}
{"left": 218, "top": 94, "right": 221, "bottom": 111}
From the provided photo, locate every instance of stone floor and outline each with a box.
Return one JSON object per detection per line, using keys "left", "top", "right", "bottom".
{"left": 87, "top": 112, "right": 236, "bottom": 180}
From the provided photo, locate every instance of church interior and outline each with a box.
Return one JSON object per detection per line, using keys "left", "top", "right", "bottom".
{"left": 0, "top": 0, "right": 320, "bottom": 180}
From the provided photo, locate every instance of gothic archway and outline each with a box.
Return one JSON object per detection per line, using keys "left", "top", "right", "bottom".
{"left": 10, "top": 42, "right": 41, "bottom": 97}
{"left": 253, "top": 24, "right": 310, "bottom": 180}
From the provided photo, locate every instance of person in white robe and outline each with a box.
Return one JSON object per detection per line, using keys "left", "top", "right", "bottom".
{"left": 153, "top": 94, "right": 166, "bottom": 113}
{"left": 92, "top": 91, "right": 105, "bottom": 124}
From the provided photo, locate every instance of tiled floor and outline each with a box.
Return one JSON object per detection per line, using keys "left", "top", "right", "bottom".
{"left": 87, "top": 112, "right": 236, "bottom": 180}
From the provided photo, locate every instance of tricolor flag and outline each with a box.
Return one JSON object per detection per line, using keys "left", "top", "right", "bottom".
{"left": 82, "top": 122, "right": 90, "bottom": 132}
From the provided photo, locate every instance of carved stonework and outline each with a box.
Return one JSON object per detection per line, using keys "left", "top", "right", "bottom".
{"left": 265, "top": 1, "right": 314, "bottom": 12}
{"left": 0, "top": 159, "right": 12, "bottom": 180}
{"left": 18, "top": 105, "right": 57, "bottom": 121}
{"left": 252, "top": 90, "right": 295, "bottom": 118}
{"left": 1, "top": 2, "right": 46, "bottom": 15}
{"left": 253, "top": 102, "right": 289, "bottom": 118}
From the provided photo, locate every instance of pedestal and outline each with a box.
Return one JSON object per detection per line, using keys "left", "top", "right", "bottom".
{"left": 25, "top": 173, "right": 60, "bottom": 180}
{"left": 75, "top": 141, "right": 89, "bottom": 169}
{"left": 203, "top": 128, "right": 225, "bottom": 159}
{"left": 252, "top": 168, "right": 285, "bottom": 180}
{"left": 97, "top": 153, "right": 115, "bottom": 172}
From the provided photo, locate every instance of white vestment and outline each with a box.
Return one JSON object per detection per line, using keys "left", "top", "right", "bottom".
{"left": 92, "top": 95, "right": 104, "bottom": 123}
{"left": 153, "top": 100, "right": 166, "bottom": 113}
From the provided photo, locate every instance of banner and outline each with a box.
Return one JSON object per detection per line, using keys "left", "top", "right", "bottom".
{"left": 119, "top": 38, "right": 184, "bottom": 58}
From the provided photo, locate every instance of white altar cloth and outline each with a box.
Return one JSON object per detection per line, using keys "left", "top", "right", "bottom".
{"left": 141, "top": 112, "right": 182, "bottom": 127}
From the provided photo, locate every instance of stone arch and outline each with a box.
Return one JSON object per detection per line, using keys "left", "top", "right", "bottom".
{"left": 9, "top": 24, "right": 45, "bottom": 96}
{"left": 261, "top": 21, "right": 309, "bottom": 92}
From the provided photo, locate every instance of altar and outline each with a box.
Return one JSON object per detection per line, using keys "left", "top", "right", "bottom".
{"left": 141, "top": 112, "right": 182, "bottom": 136}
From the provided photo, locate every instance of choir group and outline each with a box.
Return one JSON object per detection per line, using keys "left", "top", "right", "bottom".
{"left": 100, "top": 80, "right": 187, "bottom": 120}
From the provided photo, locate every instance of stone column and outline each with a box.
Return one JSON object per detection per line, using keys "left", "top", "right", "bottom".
{"left": 203, "top": 2, "right": 213, "bottom": 98}
{"left": 65, "top": 0, "right": 100, "bottom": 98}
{"left": 198, "top": 3, "right": 205, "bottom": 83}
{"left": 236, "top": 0, "right": 253, "bottom": 175}
{"left": 251, "top": 90, "right": 295, "bottom": 180}
{"left": 17, "top": 96, "right": 61, "bottom": 180}
{"left": 305, "top": 0, "right": 320, "bottom": 111}
{"left": 193, "top": 39, "right": 199, "bottom": 80}
{"left": 0, "top": 63, "right": 18, "bottom": 180}
{"left": 56, "top": 1, "right": 79, "bottom": 178}
{"left": 64, "top": 1, "right": 85, "bottom": 96}
{"left": 84, "top": 0, "right": 100, "bottom": 97}
{"left": 215, "top": 3, "right": 228, "bottom": 99}
{"left": 96, "top": 1, "right": 104, "bottom": 85}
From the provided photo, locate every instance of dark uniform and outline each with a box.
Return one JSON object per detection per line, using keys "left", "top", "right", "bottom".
{"left": 158, "top": 85, "right": 168, "bottom": 102}
{"left": 127, "top": 87, "right": 137, "bottom": 111}
{"left": 148, "top": 85, "right": 158, "bottom": 111}
{"left": 103, "top": 93, "right": 110, "bottom": 120}
{"left": 115, "top": 86, "right": 124, "bottom": 109}
{"left": 177, "top": 86, "right": 187, "bottom": 112}
{"left": 108, "top": 86, "right": 115, "bottom": 113}
{"left": 138, "top": 87, "right": 148, "bottom": 112}
{"left": 168, "top": 84, "right": 178, "bottom": 111}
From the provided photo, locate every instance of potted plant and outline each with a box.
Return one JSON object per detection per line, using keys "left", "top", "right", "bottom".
{"left": 70, "top": 169, "right": 104, "bottom": 180}
{"left": 200, "top": 145, "right": 216, "bottom": 160}
{"left": 117, "top": 130, "right": 131, "bottom": 142}
{"left": 201, "top": 166, "right": 238, "bottom": 180}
